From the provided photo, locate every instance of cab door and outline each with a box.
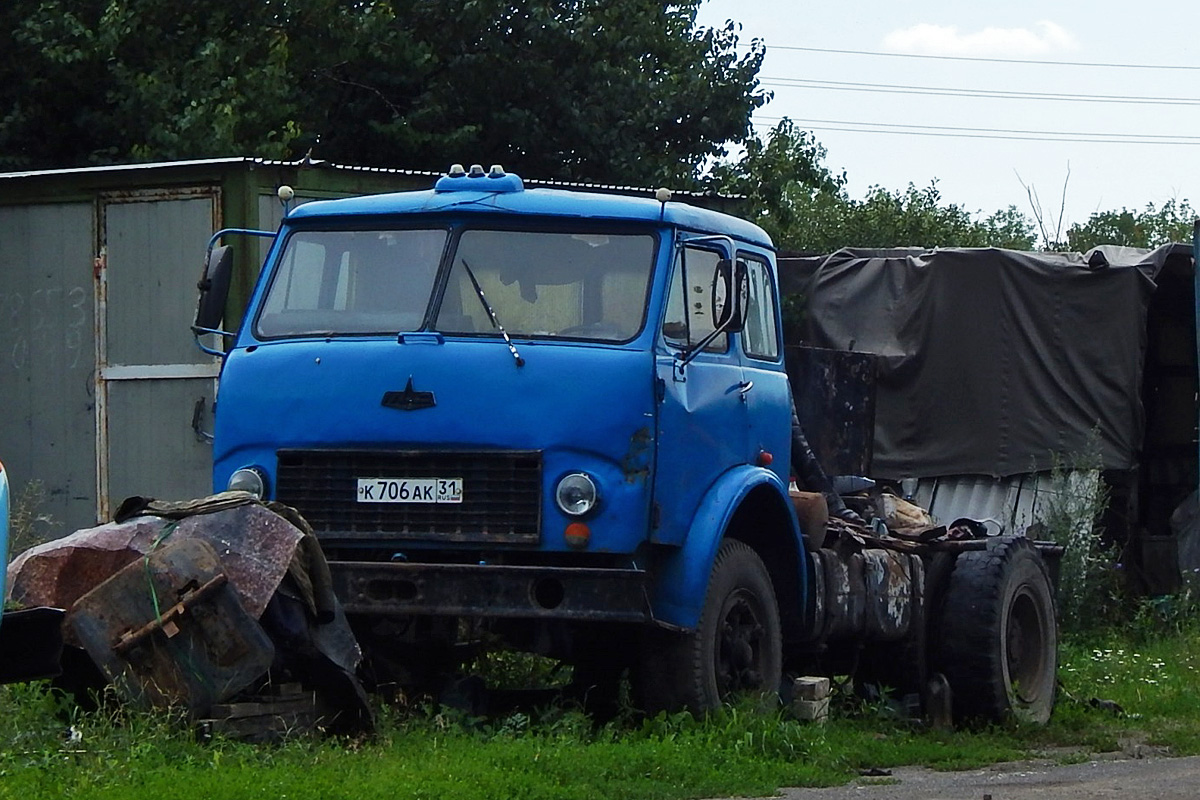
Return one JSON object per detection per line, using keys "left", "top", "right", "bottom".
{"left": 651, "top": 243, "right": 749, "bottom": 546}
{"left": 737, "top": 254, "right": 791, "bottom": 486}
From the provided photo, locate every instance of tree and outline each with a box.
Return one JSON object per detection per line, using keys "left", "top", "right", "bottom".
{"left": 706, "top": 118, "right": 844, "bottom": 240}
{"left": 0, "top": 0, "right": 767, "bottom": 186}
{"left": 2, "top": 0, "right": 303, "bottom": 168}
{"left": 1065, "top": 199, "right": 1194, "bottom": 251}
{"left": 793, "top": 183, "right": 1037, "bottom": 252}
{"left": 981, "top": 206, "right": 1042, "bottom": 251}
{"left": 711, "top": 120, "right": 1037, "bottom": 252}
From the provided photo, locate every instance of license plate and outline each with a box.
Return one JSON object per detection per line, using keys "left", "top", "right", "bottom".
{"left": 356, "top": 477, "right": 463, "bottom": 504}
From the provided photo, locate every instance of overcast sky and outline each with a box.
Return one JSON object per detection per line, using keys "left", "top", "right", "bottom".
{"left": 694, "top": 0, "right": 1198, "bottom": 238}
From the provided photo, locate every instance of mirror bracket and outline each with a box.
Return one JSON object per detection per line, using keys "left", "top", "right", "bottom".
{"left": 192, "top": 228, "right": 276, "bottom": 358}
{"left": 670, "top": 235, "right": 748, "bottom": 375}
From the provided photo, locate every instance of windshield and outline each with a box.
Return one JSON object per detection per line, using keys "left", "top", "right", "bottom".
{"left": 255, "top": 226, "right": 655, "bottom": 342}
{"left": 257, "top": 229, "right": 447, "bottom": 337}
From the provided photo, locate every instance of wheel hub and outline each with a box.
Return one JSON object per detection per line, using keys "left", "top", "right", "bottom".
{"left": 1008, "top": 589, "right": 1046, "bottom": 702}
{"left": 717, "top": 593, "right": 766, "bottom": 693}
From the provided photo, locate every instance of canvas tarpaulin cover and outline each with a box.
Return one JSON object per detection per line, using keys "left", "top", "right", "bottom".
{"left": 802, "top": 245, "right": 1182, "bottom": 479}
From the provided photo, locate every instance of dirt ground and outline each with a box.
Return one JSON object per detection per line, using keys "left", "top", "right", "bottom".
{"left": 716, "top": 753, "right": 1200, "bottom": 800}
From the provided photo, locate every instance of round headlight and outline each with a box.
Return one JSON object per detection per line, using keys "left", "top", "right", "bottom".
{"left": 555, "top": 472, "right": 598, "bottom": 517}
{"left": 227, "top": 467, "right": 267, "bottom": 498}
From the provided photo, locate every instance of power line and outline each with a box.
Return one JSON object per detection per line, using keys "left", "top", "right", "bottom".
{"left": 759, "top": 77, "right": 1200, "bottom": 106}
{"left": 752, "top": 116, "right": 1200, "bottom": 146}
{"left": 762, "top": 116, "right": 1200, "bottom": 142}
{"left": 751, "top": 44, "right": 1200, "bottom": 71}
{"left": 758, "top": 123, "right": 1199, "bottom": 146}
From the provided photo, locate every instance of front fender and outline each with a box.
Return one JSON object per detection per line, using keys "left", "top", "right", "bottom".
{"left": 649, "top": 465, "right": 806, "bottom": 630}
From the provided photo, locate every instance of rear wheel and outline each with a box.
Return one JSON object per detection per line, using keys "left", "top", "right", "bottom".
{"left": 637, "top": 539, "right": 782, "bottom": 715}
{"left": 934, "top": 537, "right": 1058, "bottom": 724}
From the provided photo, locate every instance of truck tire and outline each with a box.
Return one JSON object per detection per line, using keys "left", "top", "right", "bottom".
{"left": 637, "top": 539, "right": 782, "bottom": 715}
{"left": 934, "top": 537, "right": 1057, "bottom": 724}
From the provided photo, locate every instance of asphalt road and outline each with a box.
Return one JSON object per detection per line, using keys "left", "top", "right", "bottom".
{"left": 715, "top": 754, "right": 1200, "bottom": 800}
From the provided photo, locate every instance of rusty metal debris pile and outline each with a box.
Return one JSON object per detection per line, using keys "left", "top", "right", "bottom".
{"left": 830, "top": 488, "right": 1063, "bottom": 558}
{"left": 5, "top": 492, "right": 372, "bottom": 739}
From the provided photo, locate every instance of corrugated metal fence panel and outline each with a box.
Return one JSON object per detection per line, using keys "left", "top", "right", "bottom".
{"left": 912, "top": 471, "right": 1101, "bottom": 537}
{"left": 0, "top": 203, "right": 97, "bottom": 533}
{"left": 912, "top": 475, "right": 1029, "bottom": 534}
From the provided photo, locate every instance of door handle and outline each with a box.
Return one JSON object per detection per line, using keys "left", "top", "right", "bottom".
{"left": 192, "top": 397, "right": 214, "bottom": 443}
{"left": 737, "top": 380, "right": 754, "bottom": 395}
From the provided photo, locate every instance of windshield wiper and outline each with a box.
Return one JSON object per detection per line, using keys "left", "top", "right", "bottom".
{"left": 460, "top": 259, "right": 525, "bottom": 367}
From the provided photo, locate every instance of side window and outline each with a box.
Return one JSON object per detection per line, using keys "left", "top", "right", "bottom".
{"left": 662, "top": 246, "right": 727, "bottom": 352}
{"left": 742, "top": 257, "right": 779, "bottom": 361}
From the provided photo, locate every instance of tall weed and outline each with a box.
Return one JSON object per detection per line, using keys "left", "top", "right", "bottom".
{"left": 1131, "top": 588, "right": 1200, "bottom": 639}
{"left": 8, "top": 480, "right": 60, "bottom": 558}
{"left": 1034, "top": 447, "right": 1120, "bottom": 634}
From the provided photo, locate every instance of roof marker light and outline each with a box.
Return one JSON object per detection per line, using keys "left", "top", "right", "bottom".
{"left": 435, "top": 165, "right": 525, "bottom": 193}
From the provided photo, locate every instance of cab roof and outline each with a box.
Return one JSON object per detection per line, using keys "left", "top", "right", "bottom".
{"left": 286, "top": 175, "right": 774, "bottom": 249}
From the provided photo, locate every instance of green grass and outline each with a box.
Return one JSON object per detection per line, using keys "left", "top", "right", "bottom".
{"left": 2, "top": 625, "right": 1199, "bottom": 800}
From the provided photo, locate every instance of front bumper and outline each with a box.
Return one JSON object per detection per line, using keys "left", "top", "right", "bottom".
{"left": 329, "top": 561, "right": 652, "bottom": 623}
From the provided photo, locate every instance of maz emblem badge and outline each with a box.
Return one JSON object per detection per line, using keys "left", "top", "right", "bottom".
{"left": 381, "top": 376, "right": 436, "bottom": 411}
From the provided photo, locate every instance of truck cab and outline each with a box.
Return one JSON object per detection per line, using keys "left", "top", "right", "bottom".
{"left": 205, "top": 167, "right": 803, "bottom": 705}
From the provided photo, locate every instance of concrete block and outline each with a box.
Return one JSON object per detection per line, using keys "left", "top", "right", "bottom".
{"left": 792, "top": 696, "right": 830, "bottom": 723}
{"left": 793, "top": 676, "right": 831, "bottom": 700}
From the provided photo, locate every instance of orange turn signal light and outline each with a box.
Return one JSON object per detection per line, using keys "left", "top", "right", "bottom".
{"left": 564, "top": 522, "right": 591, "bottom": 549}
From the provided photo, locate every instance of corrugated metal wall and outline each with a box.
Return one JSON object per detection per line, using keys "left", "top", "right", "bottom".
{"left": 0, "top": 203, "right": 97, "bottom": 533}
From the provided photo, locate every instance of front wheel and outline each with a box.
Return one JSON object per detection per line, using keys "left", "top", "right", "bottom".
{"left": 934, "top": 537, "right": 1058, "bottom": 724}
{"left": 637, "top": 539, "right": 782, "bottom": 715}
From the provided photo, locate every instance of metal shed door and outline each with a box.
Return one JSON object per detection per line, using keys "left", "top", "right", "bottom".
{"left": 0, "top": 202, "right": 97, "bottom": 533}
{"left": 96, "top": 189, "right": 221, "bottom": 520}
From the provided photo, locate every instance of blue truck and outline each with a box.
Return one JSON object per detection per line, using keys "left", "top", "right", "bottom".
{"left": 193, "top": 165, "right": 1059, "bottom": 722}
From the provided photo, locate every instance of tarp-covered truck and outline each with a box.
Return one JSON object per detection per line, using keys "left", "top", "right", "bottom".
{"left": 789, "top": 239, "right": 1195, "bottom": 598}
{"left": 192, "top": 166, "right": 1060, "bottom": 722}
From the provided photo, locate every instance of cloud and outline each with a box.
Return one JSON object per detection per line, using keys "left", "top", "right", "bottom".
{"left": 882, "top": 21, "right": 1080, "bottom": 57}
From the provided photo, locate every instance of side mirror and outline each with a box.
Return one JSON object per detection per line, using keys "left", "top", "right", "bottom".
{"left": 195, "top": 245, "right": 233, "bottom": 331}
{"left": 711, "top": 258, "right": 749, "bottom": 333}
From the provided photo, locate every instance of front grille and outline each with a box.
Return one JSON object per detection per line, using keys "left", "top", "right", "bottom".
{"left": 275, "top": 449, "right": 542, "bottom": 544}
